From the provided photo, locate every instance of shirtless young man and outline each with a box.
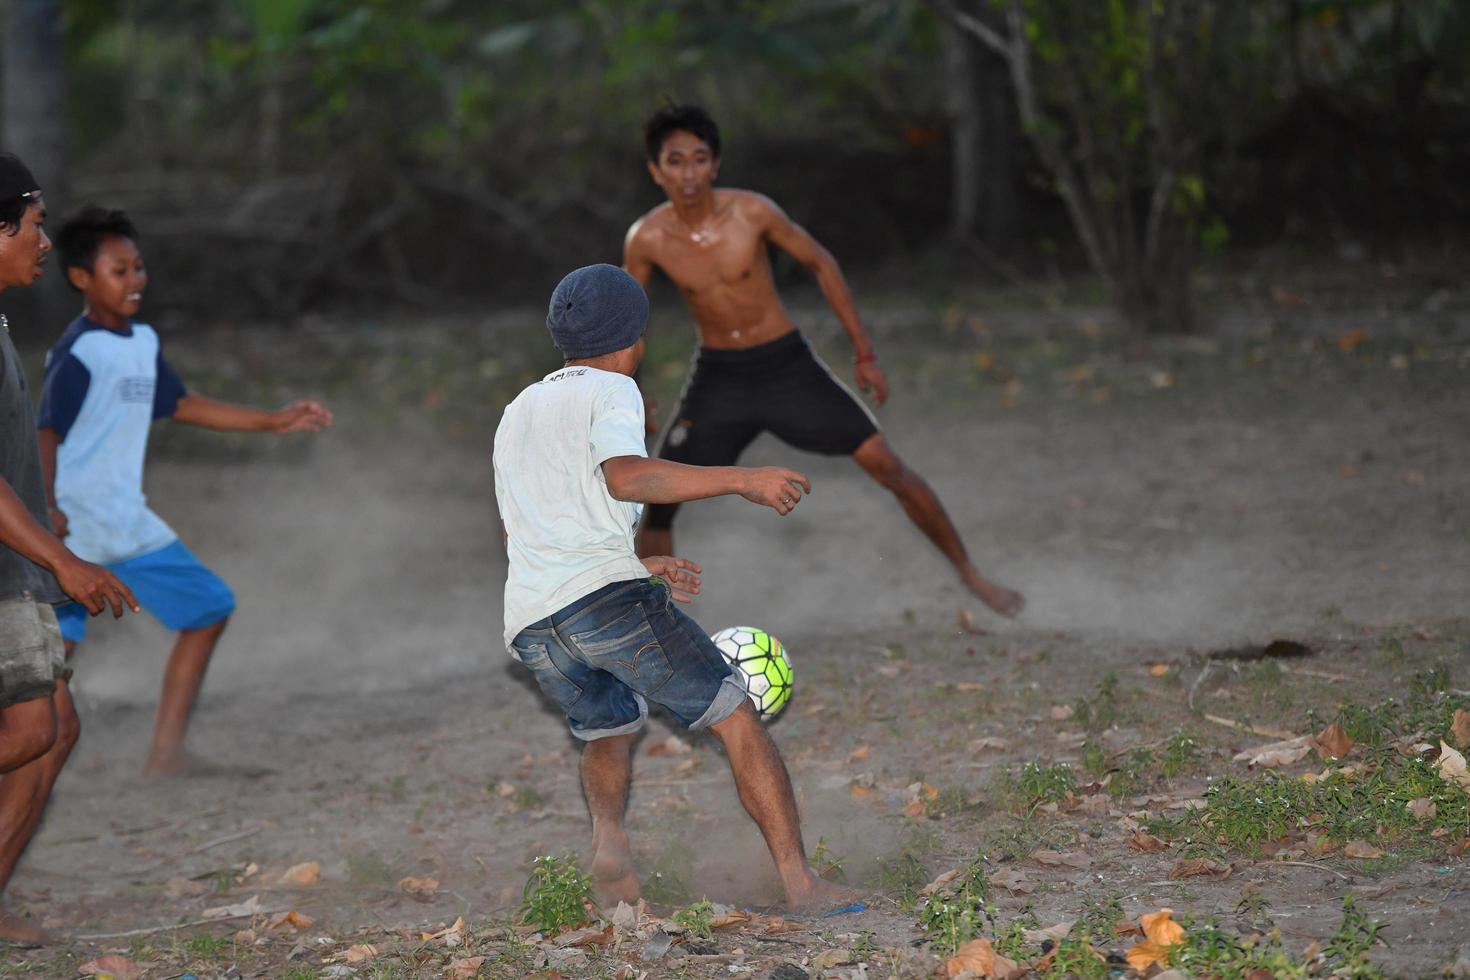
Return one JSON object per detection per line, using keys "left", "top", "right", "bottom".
{"left": 623, "top": 105, "right": 1024, "bottom": 617}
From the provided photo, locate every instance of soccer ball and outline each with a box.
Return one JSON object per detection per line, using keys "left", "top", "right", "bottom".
{"left": 710, "top": 626, "right": 793, "bottom": 721}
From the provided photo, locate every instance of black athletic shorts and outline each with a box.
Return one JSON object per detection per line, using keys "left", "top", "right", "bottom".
{"left": 644, "top": 331, "right": 880, "bottom": 530}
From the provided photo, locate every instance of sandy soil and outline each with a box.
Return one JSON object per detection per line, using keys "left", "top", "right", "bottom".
{"left": 3, "top": 286, "right": 1468, "bottom": 977}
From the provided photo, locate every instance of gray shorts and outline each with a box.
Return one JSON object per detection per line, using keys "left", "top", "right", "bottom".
{"left": 0, "top": 596, "right": 68, "bottom": 709}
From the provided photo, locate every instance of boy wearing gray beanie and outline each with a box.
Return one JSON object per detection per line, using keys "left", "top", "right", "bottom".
{"left": 494, "top": 263, "right": 853, "bottom": 910}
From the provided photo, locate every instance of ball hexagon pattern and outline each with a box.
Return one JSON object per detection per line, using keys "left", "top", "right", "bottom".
{"left": 710, "top": 626, "right": 793, "bottom": 721}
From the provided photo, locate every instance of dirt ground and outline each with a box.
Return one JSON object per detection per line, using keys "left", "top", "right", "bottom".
{"left": 3, "top": 270, "right": 1468, "bottom": 978}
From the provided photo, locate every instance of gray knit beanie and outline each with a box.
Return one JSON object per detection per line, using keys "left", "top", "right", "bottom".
{"left": 547, "top": 264, "right": 649, "bottom": 359}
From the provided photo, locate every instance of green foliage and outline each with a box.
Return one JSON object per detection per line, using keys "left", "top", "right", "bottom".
{"left": 1072, "top": 673, "right": 1121, "bottom": 731}
{"left": 917, "top": 855, "right": 991, "bottom": 954}
{"left": 867, "top": 833, "right": 935, "bottom": 912}
{"left": 178, "top": 932, "right": 231, "bottom": 960}
{"left": 1323, "top": 897, "right": 1389, "bottom": 978}
{"left": 1000, "top": 760, "right": 1076, "bottom": 811}
{"left": 518, "top": 854, "right": 594, "bottom": 936}
{"left": 673, "top": 898, "right": 715, "bottom": 940}
{"left": 810, "top": 836, "right": 847, "bottom": 882}
{"left": 1162, "top": 731, "right": 1201, "bottom": 777}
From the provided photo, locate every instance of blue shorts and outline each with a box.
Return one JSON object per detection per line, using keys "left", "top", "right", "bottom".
{"left": 57, "top": 539, "right": 235, "bottom": 644}
{"left": 510, "top": 578, "right": 748, "bottom": 741}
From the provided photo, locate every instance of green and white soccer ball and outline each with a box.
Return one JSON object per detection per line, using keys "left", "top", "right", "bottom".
{"left": 711, "top": 626, "right": 793, "bottom": 721}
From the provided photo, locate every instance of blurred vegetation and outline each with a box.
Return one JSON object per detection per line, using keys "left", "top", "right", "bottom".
{"left": 3, "top": 0, "right": 1468, "bottom": 325}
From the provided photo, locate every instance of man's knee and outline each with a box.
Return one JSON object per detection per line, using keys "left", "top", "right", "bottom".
{"left": 855, "top": 437, "right": 907, "bottom": 490}
{"left": 0, "top": 718, "right": 58, "bottom": 772}
{"left": 54, "top": 700, "right": 81, "bottom": 754}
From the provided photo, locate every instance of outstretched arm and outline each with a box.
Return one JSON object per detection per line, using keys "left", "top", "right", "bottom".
{"left": 756, "top": 195, "right": 889, "bottom": 405}
{"left": 0, "top": 479, "right": 138, "bottom": 617}
{"left": 172, "top": 394, "right": 333, "bottom": 434}
{"left": 601, "top": 456, "right": 810, "bottom": 516}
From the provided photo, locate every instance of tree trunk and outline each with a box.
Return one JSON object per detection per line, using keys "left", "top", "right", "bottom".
{"left": 976, "top": 51, "right": 1017, "bottom": 246}
{"left": 943, "top": 21, "right": 982, "bottom": 240}
{"left": 2, "top": 0, "right": 69, "bottom": 325}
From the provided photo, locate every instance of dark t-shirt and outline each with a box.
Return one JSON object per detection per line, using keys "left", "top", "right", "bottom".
{"left": 0, "top": 315, "right": 64, "bottom": 603}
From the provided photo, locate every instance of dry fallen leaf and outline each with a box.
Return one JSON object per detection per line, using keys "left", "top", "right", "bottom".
{"left": 165, "top": 876, "right": 209, "bottom": 898}
{"left": 1234, "top": 736, "right": 1313, "bottom": 768}
{"left": 1032, "top": 849, "right": 1091, "bottom": 869}
{"left": 902, "top": 799, "right": 926, "bottom": 819}
{"left": 203, "top": 894, "right": 262, "bottom": 919}
{"left": 1141, "top": 908, "right": 1186, "bottom": 946}
{"left": 1436, "top": 741, "right": 1470, "bottom": 793}
{"left": 1050, "top": 704, "right": 1075, "bottom": 720}
{"left": 1130, "top": 832, "right": 1168, "bottom": 852}
{"left": 279, "top": 861, "right": 321, "bottom": 886}
{"left": 1407, "top": 798, "right": 1437, "bottom": 821}
{"left": 958, "top": 609, "right": 989, "bottom": 636}
{"left": 1023, "top": 920, "right": 1075, "bottom": 944}
{"left": 1126, "top": 941, "right": 1174, "bottom": 971}
{"left": 1451, "top": 709, "right": 1470, "bottom": 749}
{"left": 1169, "top": 858, "right": 1230, "bottom": 880}
{"left": 267, "top": 910, "right": 314, "bottom": 931}
{"left": 1314, "top": 723, "right": 1355, "bottom": 760}
{"left": 847, "top": 744, "right": 870, "bottom": 763}
{"left": 943, "top": 938, "right": 1019, "bottom": 979}
{"left": 446, "top": 956, "right": 487, "bottom": 979}
{"left": 921, "top": 869, "right": 963, "bottom": 897}
{"left": 422, "top": 916, "right": 466, "bottom": 941}
{"left": 1148, "top": 663, "right": 1171, "bottom": 677}
{"left": 991, "top": 867, "right": 1034, "bottom": 894}
{"left": 557, "top": 923, "right": 615, "bottom": 948}
{"left": 398, "top": 875, "right": 440, "bottom": 895}
{"left": 1336, "top": 327, "right": 1371, "bottom": 352}
{"left": 968, "top": 736, "right": 1008, "bottom": 752}
{"left": 79, "top": 956, "right": 142, "bottom": 980}
{"left": 343, "top": 944, "right": 379, "bottom": 964}
{"left": 1344, "top": 840, "right": 1386, "bottom": 860}
{"left": 811, "top": 949, "right": 855, "bottom": 971}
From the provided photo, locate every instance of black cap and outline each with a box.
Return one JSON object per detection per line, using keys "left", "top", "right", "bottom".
{"left": 0, "top": 152, "right": 41, "bottom": 203}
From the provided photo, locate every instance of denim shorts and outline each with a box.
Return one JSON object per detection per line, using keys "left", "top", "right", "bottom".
{"left": 511, "top": 578, "right": 748, "bottom": 741}
{"left": 0, "top": 596, "right": 68, "bottom": 709}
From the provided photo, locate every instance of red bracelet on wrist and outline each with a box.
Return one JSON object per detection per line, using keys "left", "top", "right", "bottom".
{"left": 855, "top": 352, "right": 878, "bottom": 365}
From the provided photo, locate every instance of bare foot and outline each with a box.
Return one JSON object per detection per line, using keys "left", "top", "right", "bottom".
{"left": 965, "top": 570, "right": 1025, "bottom": 619}
{"left": 143, "top": 751, "right": 273, "bottom": 780}
{"left": 784, "top": 873, "right": 864, "bottom": 913}
{"left": 0, "top": 908, "right": 50, "bottom": 946}
{"left": 590, "top": 836, "right": 640, "bottom": 907}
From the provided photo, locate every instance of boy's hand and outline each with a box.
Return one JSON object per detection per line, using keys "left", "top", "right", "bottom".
{"left": 270, "top": 400, "right": 334, "bottom": 434}
{"left": 740, "top": 467, "right": 811, "bottom": 516}
{"left": 48, "top": 505, "right": 68, "bottom": 538}
{"left": 643, "top": 394, "right": 660, "bottom": 434}
{"left": 856, "top": 359, "right": 889, "bottom": 406}
{"left": 642, "top": 556, "right": 702, "bottom": 602}
{"left": 52, "top": 555, "right": 139, "bottom": 618}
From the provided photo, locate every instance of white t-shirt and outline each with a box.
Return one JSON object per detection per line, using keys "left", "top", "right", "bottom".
{"left": 494, "top": 366, "right": 651, "bottom": 650}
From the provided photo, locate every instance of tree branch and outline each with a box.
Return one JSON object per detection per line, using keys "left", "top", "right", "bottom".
{"left": 927, "top": 0, "right": 1014, "bottom": 61}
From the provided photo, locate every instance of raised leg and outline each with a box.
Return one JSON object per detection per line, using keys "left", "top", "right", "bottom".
{"left": 0, "top": 680, "right": 80, "bottom": 944}
{"left": 853, "top": 433, "right": 1024, "bottom": 617}
{"left": 708, "top": 703, "right": 854, "bottom": 909}
{"left": 144, "top": 618, "right": 228, "bottom": 777}
{"left": 580, "top": 732, "right": 640, "bottom": 905}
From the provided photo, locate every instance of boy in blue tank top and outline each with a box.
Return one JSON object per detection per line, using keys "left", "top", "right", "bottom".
{"left": 37, "top": 207, "right": 332, "bottom": 777}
